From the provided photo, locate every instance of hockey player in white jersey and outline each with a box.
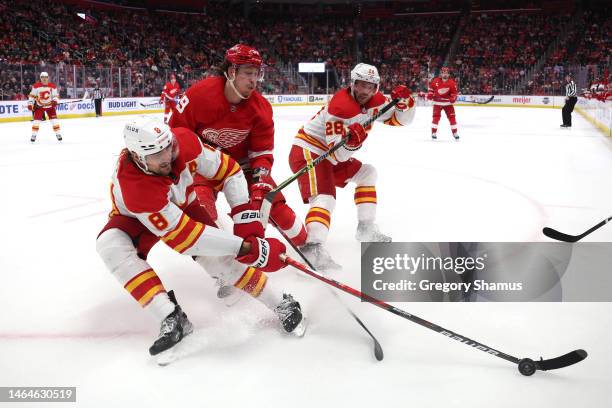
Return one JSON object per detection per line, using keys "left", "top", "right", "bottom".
{"left": 96, "top": 117, "right": 306, "bottom": 356}
{"left": 288, "top": 63, "right": 416, "bottom": 270}
{"left": 28, "top": 72, "right": 62, "bottom": 142}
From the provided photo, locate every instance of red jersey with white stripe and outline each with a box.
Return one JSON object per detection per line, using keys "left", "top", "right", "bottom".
{"left": 108, "top": 127, "right": 248, "bottom": 256}
{"left": 428, "top": 77, "right": 458, "bottom": 106}
{"left": 161, "top": 81, "right": 181, "bottom": 102}
{"left": 169, "top": 76, "right": 275, "bottom": 172}
{"left": 28, "top": 82, "right": 59, "bottom": 107}
{"left": 293, "top": 88, "right": 415, "bottom": 164}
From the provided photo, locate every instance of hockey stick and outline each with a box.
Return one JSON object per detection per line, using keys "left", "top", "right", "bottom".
{"left": 60, "top": 99, "right": 84, "bottom": 104}
{"left": 462, "top": 95, "right": 494, "bottom": 105}
{"left": 260, "top": 97, "right": 401, "bottom": 226}
{"left": 543, "top": 215, "right": 612, "bottom": 242}
{"left": 269, "top": 218, "right": 384, "bottom": 361}
{"left": 281, "top": 254, "right": 587, "bottom": 375}
{"left": 140, "top": 101, "right": 162, "bottom": 107}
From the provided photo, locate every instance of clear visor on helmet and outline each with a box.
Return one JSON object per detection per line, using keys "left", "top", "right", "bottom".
{"left": 144, "top": 136, "right": 179, "bottom": 168}
{"left": 235, "top": 64, "right": 265, "bottom": 82}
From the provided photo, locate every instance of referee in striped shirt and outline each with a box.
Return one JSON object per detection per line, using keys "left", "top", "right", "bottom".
{"left": 561, "top": 74, "right": 577, "bottom": 128}
{"left": 92, "top": 83, "right": 104, "bottom": 117}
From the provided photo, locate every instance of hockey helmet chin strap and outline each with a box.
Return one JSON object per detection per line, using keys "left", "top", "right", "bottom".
{"left": 224, "top": 70, "right": 249, "bottom": 100}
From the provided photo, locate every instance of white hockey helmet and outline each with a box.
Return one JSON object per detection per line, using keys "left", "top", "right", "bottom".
{"left": 124, "top": 117, "right": 174, "bottom": 172}
{"left": 40, "top": 72, "right": 49, "bottom": 78}
{"left": 350, "top": 63, "right": 380, "bottom": 90}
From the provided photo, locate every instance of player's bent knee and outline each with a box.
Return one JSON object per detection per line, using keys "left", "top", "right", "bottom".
{"left": 96, "top": 228, "right": 139, "bottom": 274}
{"left": 350, "top": 163, "right": 377, "bottom": 186}
{"left": 308, "top": 194, "right": 336, "bottom": 213}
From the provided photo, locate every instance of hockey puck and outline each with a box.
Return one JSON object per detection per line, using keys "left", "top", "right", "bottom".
{"left": 518, "top": 358, "right": 537, "bottom": 376}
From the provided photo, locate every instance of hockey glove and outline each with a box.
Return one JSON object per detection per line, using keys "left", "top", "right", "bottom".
{"left": 27, "top": 104, "right": 33, "bottom": 111}
{"left": 231, "top": 202, "right": 264, "bottom": 239}
{"left": 391, "top": 85, "right": 411, "bottom": 100}
{"left": 249, "top": 167, "right": 274, "bottom": 210}
{"left": 51, "top": 100, "right": 58, "bottom": 107}
{"left": 344, "top": 122, "right": 367, "bottom": 149}
{"left": 237, "top": 236, "right": 286, "bottom": 272}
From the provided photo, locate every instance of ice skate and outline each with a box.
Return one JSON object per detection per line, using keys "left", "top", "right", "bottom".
{"left": 431, "top": 132, "right": 437, "bottom": 140}
{"left": 214, "top": 277, "right": 242, "bottom": 307}
{"left": 30, "top": 135, "right": 36, "bottom": 143}
{"left": 355, "top": 221, "right": 392, "bottom": 242}
{"left": 299, "top": 242, "right": 342, "bottom": 271}
{"left": 453, "top": 132, "right": 459, "bottom": 140}
{"left": 274, "top": 294, "right": 307, "bottom": 337}
{"left": 56, "top": 134, "right": 63, "bottom": 142}
{"left": 149, "top": 290, "right": 193, "bottom": 356}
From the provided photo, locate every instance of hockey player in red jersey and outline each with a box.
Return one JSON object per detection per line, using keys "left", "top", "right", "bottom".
{"left": 169, "top": 44, "right": 307, "bottom": 249}
{"left": 96, "top": 117, "right": 306, "bottom": 356}
{"left": 428, "top": 66, "right": 459, "bottom": 140}
{"left": 288, "top": 63, "right": 416, "bottom": 270}
{"left": 160, "top": 74, "right": 181, "bottom": 124}
{"left": 28, "top": 72, "right": 62, "bottom": 142}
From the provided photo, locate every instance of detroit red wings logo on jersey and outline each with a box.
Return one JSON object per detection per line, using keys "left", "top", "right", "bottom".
{"left": 437, "top": 87, "right": 450, "bottom": 95}
{"left": 201, "top": 127, "right": 250, "bottom": 148}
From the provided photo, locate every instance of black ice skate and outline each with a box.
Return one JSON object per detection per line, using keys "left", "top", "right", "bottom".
{"left": 453, "top": 132, "right": 460, "bottom": 140}
{"left": 431, "top": 132, "right": 437, "bottom": 140}
{"left": 56, "top": 134, "right": 63, "bottom": 141}
{"left": 30, "top": 135, "right": 36, "bottom": 143}
{"left": 275, "top": 294, "right": 306, "bottom": 337}
{"left": 149, "top": 290, "right": 193, "bottom": 356}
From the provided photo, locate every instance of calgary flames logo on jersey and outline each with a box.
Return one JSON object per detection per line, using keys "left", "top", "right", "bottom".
{"left": 201, "top": 127, "right": 250, "bottom": 148}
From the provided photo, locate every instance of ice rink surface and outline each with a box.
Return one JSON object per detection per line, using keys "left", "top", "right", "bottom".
{"left": 1, "top": 105, "right": 611, "bottom": 407}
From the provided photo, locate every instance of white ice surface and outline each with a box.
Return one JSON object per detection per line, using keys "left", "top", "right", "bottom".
{"left": 1, "top": 105, "right": 611, "bottom": 407}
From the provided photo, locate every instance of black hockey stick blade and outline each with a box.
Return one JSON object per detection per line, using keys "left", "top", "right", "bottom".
{"left": 478, "top": 95, "right": 495, "bottom": 104}
{"left": 543, "top": 216, "right": 611, "bottom": 242}
{"left": 518, "top": 349, "right": 586, "bottom": 376}
{"left": 542, "top": 227, "right": 580, "bottom": 242}
{"left": 537, "top": 349, "right": 588, "bottom": 371}
{"left": 349, "top": 311, "right": 384, "bottom": 361}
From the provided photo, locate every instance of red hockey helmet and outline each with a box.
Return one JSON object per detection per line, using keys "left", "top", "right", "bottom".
{"left": 225, "top": 44, "right": 263, "bottom": 68}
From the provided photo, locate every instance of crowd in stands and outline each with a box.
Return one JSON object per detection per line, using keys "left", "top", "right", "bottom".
{"left": 525, "top": 10, "right": 610, "bottom": 95}
{"left": 453, "top": 12, "right": 576, "bottom": 95}
{"left": 0, "top": 0, "right": 609, "bottom": 100}
{"left": 358, "top": 15, "right": 458, "bottom": 93}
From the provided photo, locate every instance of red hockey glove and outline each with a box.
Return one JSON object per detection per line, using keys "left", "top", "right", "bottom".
{"left": 426, "top": 92, "right": 434, "bottom": 101}
{"left": 344, "top": 122, "right": 367, "bottom": 149}
{"left": 391, "top": 85, "right": 415, "bottom": 110}
{"left": 249, "top": 167, "right": 274, "bottom": 210}
{"left": 27, "top": 104, "right": 33, "bottom": 111}
{"left": 237, "top": 236, "right": 286, "bottom": 272}
{"left": 231, "top": 202, "right": 264, "bottom": 239}
{"left": 391, "top": 85, "right": 411, "bottom": 100}
{"left": 51, "top": 100, "right": 57, "bottom": 107}
{"left": 450, "top": 96, "right": 457, "bottom": 103}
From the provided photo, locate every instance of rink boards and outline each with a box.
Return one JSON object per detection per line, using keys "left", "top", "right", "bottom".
{"left": 1, "top": 94, "right": 609, "bottom": 137}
